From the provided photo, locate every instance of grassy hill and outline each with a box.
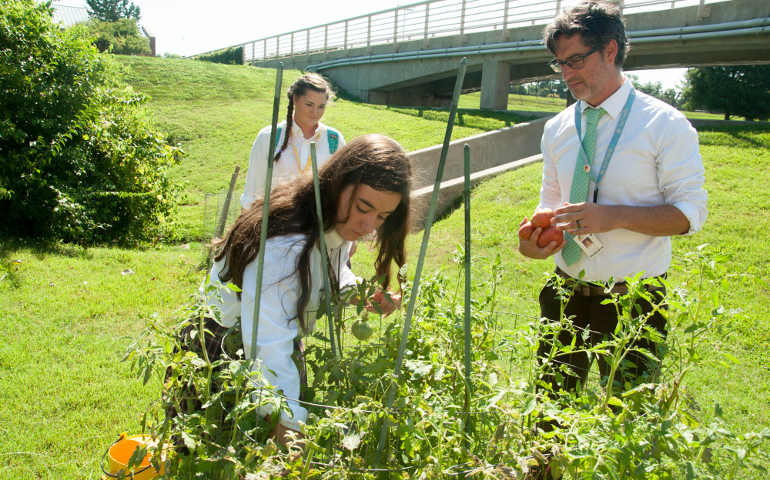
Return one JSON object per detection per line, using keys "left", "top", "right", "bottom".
{"left": 116, "top": 56, "right": 536, "bottom": 239}
{"left": 0, "top": 56, "right": 768, "bottom": 479}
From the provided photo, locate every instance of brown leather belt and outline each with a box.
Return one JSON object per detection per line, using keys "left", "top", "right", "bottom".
{"left": 555, "top": 267, "right": 665, "bottom": 297}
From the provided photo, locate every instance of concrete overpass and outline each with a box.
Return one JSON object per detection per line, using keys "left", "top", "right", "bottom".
{"left": 190, "top": 0, "right": 770, "bottom": 226}
{"left": 226, "top": 0, "right": 769, "bottom": 109}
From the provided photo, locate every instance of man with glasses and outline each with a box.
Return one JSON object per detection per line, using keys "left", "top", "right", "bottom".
{"left": 518, "top": 2, "right": 707, "bottom": 476}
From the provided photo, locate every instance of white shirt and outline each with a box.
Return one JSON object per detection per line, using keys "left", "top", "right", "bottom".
{"left": 539, "top": 79, "right": 708, "bottom": 282}
{"left": 203, "top": 229, "right": 357, "bottom": 430}
{"left": 240, "top": 120, "right": 345, "bottom": 209}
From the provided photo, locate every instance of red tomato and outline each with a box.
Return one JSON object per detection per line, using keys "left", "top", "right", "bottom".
{"left": 537, "top": 226, "right": 564, "bottom": 248}
{"left": 531, "top": 208, "right": 554, "bottom": 229}
{"left": 518, "top": 220, "right": 534, "bottom": 241}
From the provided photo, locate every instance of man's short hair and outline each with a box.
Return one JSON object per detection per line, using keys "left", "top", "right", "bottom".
{"left": 544, "top": 1, "right": 629, "bottom": 67}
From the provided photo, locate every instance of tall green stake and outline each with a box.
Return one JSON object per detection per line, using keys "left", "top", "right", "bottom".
{"left": 204, "top": 165, "right": 240, "bottom": 270}
{"left": 310, "top": 142, "right": 337, "bottom": 359}
{"left": 376, "top": 57, "right": 468, "bottom": 465}
{"left": 250, "top": 64, "right": 283, "bottom": 364}
{"left": 463, "top": 143, "right": 473, "bottom": 443}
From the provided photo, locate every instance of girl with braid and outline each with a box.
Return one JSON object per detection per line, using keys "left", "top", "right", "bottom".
{"left": 207, "top": 134, "right": 411, "bottom": 444}
{"left": 241, "top": 73, "right": 345, "bottom": 210}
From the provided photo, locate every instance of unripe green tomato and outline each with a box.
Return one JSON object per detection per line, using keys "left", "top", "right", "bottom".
{"left": 351, "top": 320, "right": 373, "bottom": 341}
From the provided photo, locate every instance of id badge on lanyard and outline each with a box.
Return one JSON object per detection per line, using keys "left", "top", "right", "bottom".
{"left": 573, "top": 88, "right": 636, "bottom": 257}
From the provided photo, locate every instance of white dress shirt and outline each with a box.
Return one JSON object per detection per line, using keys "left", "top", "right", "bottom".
{"left": 539, "top": 79, "right": 708, "bottom": 282}
{"left": 240, "top": 120, "right": 345, "bottom": 209}
{"left": 203, "top": 229, "right": 358, "bottom": 430}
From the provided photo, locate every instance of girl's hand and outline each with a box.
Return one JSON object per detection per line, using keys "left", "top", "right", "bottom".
{"left": 367, "top": 290, "right": 402, "bottom": 316}
{"left": 273, "top": 422, "right": 304, "bottom": 447}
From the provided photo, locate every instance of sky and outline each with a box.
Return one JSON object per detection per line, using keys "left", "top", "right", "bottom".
{"left": 55, "top": 0, "right": 687, "bottom": 90}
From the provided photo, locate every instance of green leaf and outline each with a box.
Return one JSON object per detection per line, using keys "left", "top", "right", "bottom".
{"left": 522, "top": 396, "right": 537, "bottom": 417}
{"left": 181, "top": 431, "right": 196, "bottom": 451}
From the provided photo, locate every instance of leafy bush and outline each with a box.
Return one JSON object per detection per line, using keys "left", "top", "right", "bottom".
{"left": 197, "top": 46, "right": 243, "bottom": 65}
{"left": 0, "top": 0, "right": 181, "bottom": 244}
{"left": 82, "top": 18, "right": 151, "bottom": 55}
{"left": 127, "top": 247, "right": 769, "bottom": 478}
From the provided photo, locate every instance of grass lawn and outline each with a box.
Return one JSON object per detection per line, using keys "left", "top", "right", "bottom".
{"left": 461, "top": 90, "right": 748, "bottom": 120}
{"left": 117, "top": 56, "right": 531, "bottom": 240}
{"left": 1, "top": 56, "right": 768, "bottom": 479}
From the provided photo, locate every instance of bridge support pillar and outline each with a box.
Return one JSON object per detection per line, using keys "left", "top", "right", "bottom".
{"left": 480, "top": 60, "right": 510, "bottom": 111}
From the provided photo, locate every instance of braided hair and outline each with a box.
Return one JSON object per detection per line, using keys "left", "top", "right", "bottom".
{"left": 275, "top": 73, "right": 333, "bottom": 161}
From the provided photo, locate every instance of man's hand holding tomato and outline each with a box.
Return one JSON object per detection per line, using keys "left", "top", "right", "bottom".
{"left": 517, "top": 208, "right": 566, "bottom": 259}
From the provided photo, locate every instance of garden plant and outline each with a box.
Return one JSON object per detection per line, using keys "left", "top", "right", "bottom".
{"left": 126, "top": 244, "right": 769, "bottom": 479}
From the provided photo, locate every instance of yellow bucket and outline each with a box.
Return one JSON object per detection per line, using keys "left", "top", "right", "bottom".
{"left": 101, "top": 433, "right": 165, "bottom": 480}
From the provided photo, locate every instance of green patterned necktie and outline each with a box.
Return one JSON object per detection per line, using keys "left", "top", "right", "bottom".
{"left": 562, "top": 106, "right": 604, "bottom": 265}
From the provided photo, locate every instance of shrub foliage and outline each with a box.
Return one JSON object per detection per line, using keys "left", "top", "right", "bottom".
{"left": 197, "top": 46, "right": 244, "bottom": 65}
{"left": 0, "top": 0, "right": 181, "bottom": 244}
{"left": 82, "top": 18, "right": 151, "bottom": 55}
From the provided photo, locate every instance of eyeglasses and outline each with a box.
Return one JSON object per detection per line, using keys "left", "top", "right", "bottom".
{"left": 549, "top": 47, "right": 600, "bottom": 72}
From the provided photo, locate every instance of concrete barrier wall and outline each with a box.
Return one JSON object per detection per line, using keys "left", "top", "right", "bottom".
{"left": 407, "top": 116, "right": 548, "bottom": 229}
{"left": 405, "top": 113, "right": 770, "bottom": 230}
{"left": 407, "top": 116, "right": 548, "bottom": 190}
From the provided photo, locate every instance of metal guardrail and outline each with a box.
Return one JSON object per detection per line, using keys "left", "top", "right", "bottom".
{"left": 191, "top": 0, "right": 721, "bottom": 62}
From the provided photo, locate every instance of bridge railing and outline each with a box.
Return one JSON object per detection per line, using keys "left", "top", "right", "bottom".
{"left": 192, "top": 0, "right": 720, "bottom": 62}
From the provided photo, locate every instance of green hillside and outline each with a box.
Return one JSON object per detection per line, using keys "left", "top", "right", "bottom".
{"left": 116, "top": 56, "right": 535, "bottom": 239}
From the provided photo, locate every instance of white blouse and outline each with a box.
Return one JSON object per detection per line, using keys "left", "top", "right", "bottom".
{"left": 240, "top": 120, "right": 345, "bottom": 210}
{"left": 203, "top": 229, "right": 357, "bottom": 430}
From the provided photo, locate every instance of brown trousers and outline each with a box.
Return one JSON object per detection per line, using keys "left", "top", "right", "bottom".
{"left": 536, "top": 275, "right": 668, "bottom": 394}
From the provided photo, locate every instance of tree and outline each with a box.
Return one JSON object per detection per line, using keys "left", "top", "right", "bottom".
{"left": 628, "top": 76, "right": 682, "bottom": 109}
{"left": 82, "top": 17, "right": 150, "bottom": 55}
{"left": 86, "top": 0, "right": 140, "bottom": 22}
{"left": 682, "top": 66, "right": 770, "bottom": 121}
{"left": 1, "top": 0, "right": 181, "bottom": 244}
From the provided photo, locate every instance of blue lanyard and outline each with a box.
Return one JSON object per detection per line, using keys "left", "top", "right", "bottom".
{"left": 574, "top": 88, "right": 636, "bottom": 199}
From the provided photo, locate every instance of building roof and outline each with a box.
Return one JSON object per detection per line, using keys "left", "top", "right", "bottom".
{"left": 51, "top": 4, "right": 90, "bottom": 28}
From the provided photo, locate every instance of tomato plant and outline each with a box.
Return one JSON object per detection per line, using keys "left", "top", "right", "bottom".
{"left": 126, "top": 247, "right": 770, "bottom": 479}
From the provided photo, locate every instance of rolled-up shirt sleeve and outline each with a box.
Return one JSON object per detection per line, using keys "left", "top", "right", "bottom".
{"left": 655, "top": 114, "right": 708, "bottom": 235}
{"left": 240, "top": 241, "right": 307, "bottom": 431}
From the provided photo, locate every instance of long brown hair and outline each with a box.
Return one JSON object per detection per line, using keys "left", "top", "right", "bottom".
{"left": 275, "top": 73, "right": 333, "bottom": 161}
{"left": 216, "top": 134, "right": 412, "bottom": 330}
